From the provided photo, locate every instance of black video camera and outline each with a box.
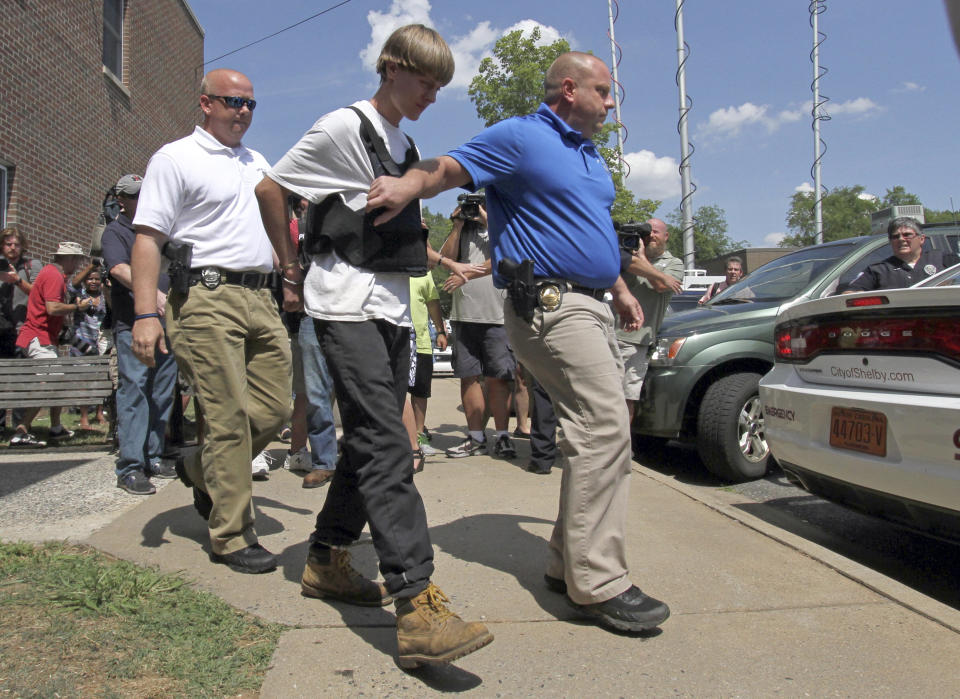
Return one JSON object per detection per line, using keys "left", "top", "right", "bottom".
{"left": 614, "top": 221, "right": 651, "bottom": 253}
{"left": 456, "top": 193, "right": 485, "bottom": 221}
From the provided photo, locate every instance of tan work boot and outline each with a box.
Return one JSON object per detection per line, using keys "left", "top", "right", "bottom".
{"left": 395, "top": 582, "right": 494, "bottom": 668}
{"left": 300, "top": 547, "right": 392, "bottom": 606}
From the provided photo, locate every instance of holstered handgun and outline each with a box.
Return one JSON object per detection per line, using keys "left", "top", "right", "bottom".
{"left": 161, "top": 240, "right": 194, "bottom": 295}
{"left": 498, "top": 257, "right": 537, "bottom": 322}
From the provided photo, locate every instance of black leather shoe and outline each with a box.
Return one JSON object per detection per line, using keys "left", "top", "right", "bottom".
{"left": 576, "top": 585, "right": 669, "bottom": 633}
{"left": 193, "top": 487, "right": 212, "bottom": 521}
{"left": 544, "top": 573, "right": 567, "bottom": 594}
{"left": 526, "top": 462, "right": 552, "bottom": 475}
{"left": 175, "top": 457, "right": 212, "bottom": 520}
{"left": 209, "top": 543, "right": 277, "bottom": 574}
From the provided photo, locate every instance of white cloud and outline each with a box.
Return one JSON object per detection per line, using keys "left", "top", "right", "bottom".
{"left": 361, "top": 0, "right": 433, "bottom": 71}
{"left": 697, "top": 102, "right": 802, "bottom": 138}
{"left": 763, "top": 232, "right": 787, "bottom": 246}
{"left": 795, "top": 182, "right": 814, "bottom": 194}
{"left": 900, "top": 81, "right": 925, "bottom": 92}
{"left": 622, "top": 150, "right": 681, "bottom": 201}
{"left": 858, "top": 192, "right": 878, "bottom": 202}
{"left": 829, "top": 97, "right": 881, "bottom": 116}
{"left": 360, "top": 1, "right": 566, "bottom": 90}
{"left": 700, "top": 95, "right": 880, "bottom": 139}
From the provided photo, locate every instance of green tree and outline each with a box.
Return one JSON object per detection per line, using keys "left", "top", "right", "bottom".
{"left": 468, "top": 27, "right": 659, "bottom": 224}
{"left": 665, "top": 204, "right": 746, "bottom": 263}
{"left": 469, "top": 27, "right": 569, "bottom": 127}
{"left": 782, "top": 185, "right": 879, "bottom": 247}
{"left": 880, "top": 185, "right": 922, "bottom": 208}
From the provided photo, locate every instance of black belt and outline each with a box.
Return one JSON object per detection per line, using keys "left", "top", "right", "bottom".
{"left": 535, "top": 278, "right": 606, "bottom": 301}
{"left": 187, "top": 267, "right": 274, "bottom": 290}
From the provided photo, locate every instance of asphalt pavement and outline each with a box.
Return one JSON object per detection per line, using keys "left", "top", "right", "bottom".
{"left": 2, "top": 377, "right": 960, "bottom": 696}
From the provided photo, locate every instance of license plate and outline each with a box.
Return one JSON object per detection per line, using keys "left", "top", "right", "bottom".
{"left": 829, "top": 407, "right": 887, "bottom": 457}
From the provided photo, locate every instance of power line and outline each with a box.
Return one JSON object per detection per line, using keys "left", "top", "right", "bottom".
{"left": 202, "top": 0, "right": 353, "bottom": 66}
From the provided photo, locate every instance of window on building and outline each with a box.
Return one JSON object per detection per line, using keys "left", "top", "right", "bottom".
{"left": 0, "top": 165, "right": 7, "bottom": 229}
{"left": 102, "top": 0, "right": 124, "bottom": 78}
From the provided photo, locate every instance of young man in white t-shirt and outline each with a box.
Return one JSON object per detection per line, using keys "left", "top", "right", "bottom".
{"left": 255, "top": 24, "right": 492, "bottom": 669}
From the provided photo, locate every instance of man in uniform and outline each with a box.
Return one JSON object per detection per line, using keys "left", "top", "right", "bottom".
{"left": 618, "top": 218, "right": 683, "bottom": 423}
{"left": 366, "top": 51, "right": 671, "bottom": 635}
{"left": 131, "top": 69, "right": 292, "bottom": 575}
{"left": 845, "top": 217, "right": 951, "bottom": 292}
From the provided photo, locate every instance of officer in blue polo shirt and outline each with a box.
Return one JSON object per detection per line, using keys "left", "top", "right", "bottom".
{"left": 366, "top": 51, "right": 670, "bottom": 636}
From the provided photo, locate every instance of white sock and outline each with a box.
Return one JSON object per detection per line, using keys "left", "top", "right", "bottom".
{"left": 469, "top": 430, "right": 485, "bottom": 443}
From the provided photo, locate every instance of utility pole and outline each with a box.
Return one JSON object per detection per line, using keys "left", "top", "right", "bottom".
{"left": 675, "top": 0, "right": 695, "bottom": 269}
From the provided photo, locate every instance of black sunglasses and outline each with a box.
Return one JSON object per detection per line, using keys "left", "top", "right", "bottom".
{"left": 205, "top": 94, "right": 257, "bottom": 111}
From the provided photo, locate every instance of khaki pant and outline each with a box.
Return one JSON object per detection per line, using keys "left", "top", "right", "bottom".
{"left": 504, "top": 293, "right": 632, "bottom": 605}
{"left": 167, "top": 283, "right": 291, "bottom": 555}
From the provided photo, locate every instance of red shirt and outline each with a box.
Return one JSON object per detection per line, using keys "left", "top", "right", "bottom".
{"left": 16, "top": 263, "right": 66, "bottom": 347}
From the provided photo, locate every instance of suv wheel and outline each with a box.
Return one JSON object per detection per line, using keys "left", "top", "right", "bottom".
{"left": 696, "top": 371, "right": 769, "bottom": 482}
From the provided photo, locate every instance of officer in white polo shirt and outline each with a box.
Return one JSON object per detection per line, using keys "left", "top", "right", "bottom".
{"left": 131, "top": 68, "right": 299, "bottom": 575}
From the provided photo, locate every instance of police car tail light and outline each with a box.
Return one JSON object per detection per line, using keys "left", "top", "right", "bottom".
{"left": 775, "top": 316, "right": 960, "bottom": 362}
{"left": 845, "top": 295, "right": 889, "bottom": 308}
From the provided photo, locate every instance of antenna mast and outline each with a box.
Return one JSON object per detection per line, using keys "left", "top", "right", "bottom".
{"left": 675, "top": 0, "right": 696, "bottom": 269}
{"left": 607, "top": 0, "right": 624, "bottom": 156}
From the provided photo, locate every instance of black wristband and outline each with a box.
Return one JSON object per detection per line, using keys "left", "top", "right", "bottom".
{"left": 134, "top": 312, "right": 160, "bottom": 321}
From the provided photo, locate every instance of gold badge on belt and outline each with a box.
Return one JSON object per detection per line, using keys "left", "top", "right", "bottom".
{"left": 537, "top": 283, "right": 562, "bottom": 312}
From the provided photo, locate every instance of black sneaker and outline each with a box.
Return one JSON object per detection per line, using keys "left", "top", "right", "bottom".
{"left": 48, "top": 425, "right": 75, "bottom": 441}
{"left": 446, "top": 436, "right": 487, "bottom": 458}
{"left": 493, "top": 434, "right": 516, "bottom": 459}
{"left": 117, "top": 470, "right": 156, "bottom": 495}
{"left": 574, "top": 585, "right": 670, "bottom": 633}
{"left": 148, "top": 459, "right": 178, "bottom": 479}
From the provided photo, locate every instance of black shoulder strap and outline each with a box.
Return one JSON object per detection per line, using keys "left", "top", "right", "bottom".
{"left": 347, "top": 105, "right": 417, "bottom": 176}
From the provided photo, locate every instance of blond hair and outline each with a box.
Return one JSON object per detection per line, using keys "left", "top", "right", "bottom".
{"left": 376, "top": 24, "right": 454, "bottom": 86}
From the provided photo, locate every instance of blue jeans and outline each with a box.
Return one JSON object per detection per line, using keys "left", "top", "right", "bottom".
{"left": 114, "top": 328, "right": 178, "bottom": 477}
{"left": 299, "top": 318, "right": 337, "bottom": 470}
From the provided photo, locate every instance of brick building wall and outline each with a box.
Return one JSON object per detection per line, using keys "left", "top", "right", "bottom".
{"left": 0, "top": 0, "right": 203, "bottom": 261}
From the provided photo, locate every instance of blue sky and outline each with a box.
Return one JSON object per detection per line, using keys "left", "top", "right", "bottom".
{"left": 186, "top": 0, "right": 959, "bottom": 251}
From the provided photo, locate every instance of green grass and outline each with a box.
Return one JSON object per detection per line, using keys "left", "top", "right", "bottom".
{"left": 0, "top": 542, "right": 283, "bottom": 697}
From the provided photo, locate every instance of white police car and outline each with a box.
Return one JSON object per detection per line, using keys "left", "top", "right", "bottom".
{"left": 759, "top": 264, "right": 960, "bottom": 540}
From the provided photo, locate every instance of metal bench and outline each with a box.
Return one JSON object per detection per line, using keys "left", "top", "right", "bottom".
{"left": 0, "top": 356, "right": 113, "bottom": 409}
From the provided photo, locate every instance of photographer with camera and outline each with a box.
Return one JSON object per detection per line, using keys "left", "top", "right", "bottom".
{"left": 102, "top": 173, "right": 178, "bottom": 495}
{"left": 439, "top": 193, "right": 518, "bottom": 460}
{"left": 617, "top": 218, "right": 683, "bottom": 424}
{"left": 0, "top": 227, "right": 43, "bottom": 433}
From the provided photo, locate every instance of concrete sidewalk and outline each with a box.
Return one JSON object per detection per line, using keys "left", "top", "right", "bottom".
{"left": 4, "top": 377, "right": 960, "bottom": 695}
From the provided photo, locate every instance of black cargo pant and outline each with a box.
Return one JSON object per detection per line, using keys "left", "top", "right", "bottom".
{"left": 309, "top": 317, "right": 434, "bottom": 599}
{"left": 528, "top": 374, "right": 558, "bottom": 469}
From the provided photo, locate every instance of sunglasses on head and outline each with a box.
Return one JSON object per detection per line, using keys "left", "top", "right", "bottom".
{"left": 205, "top": 94, "right": 257, "bottom": 111}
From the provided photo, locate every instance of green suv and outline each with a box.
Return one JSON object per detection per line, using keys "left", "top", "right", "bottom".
{"left": 634, "top": 224, "right": 960, "bottom": 482}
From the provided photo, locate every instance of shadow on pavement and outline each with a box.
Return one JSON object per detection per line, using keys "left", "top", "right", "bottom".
{"left": 138, "top": 495, "right": 313, "bottom": 551}
{"left": 0, "top": 458, "right": 98, "bottom": 497}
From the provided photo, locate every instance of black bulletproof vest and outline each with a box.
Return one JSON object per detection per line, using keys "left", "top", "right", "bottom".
{"left": 301, "top": 106, "right": 427, "bottom": 275}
